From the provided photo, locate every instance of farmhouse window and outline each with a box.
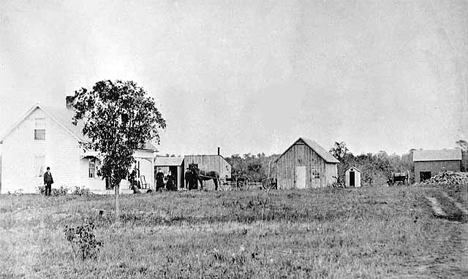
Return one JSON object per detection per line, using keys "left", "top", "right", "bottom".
{"left": 35, "top": 155, "right": 45, "bottom": 177}
{"left": 34, "top": 118, "right": 46, "bottom": 140}
{"left": 89, "top": 159, "right": 96, "bottom": 178}
{"left": 311, "top": 168, "right": 320, "bottom": 179}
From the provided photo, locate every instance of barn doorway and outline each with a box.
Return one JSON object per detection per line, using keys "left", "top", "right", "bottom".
{"left": 350, "top": 171, "right": 355, "bottom": 187}
{"left": 420, "top": 171, "right": 431, "bottom": 182}
{"left": 295, "top": 166, "right": 306, "bottom": 189}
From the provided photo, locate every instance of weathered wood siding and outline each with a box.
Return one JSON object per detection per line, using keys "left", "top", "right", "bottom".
{"left": 325, "top": 164, "right": 338, "bottom": 186}
{"left": 276, "top": 140, "right": 336, "bottom": 189}
{"left": 184, "top": 155, "right": 231, "bottom": 179}
{"left": 184, "top": 155, "right": 231, "bottom": 189}
{"left": 414, "top": 160, "right": 461, "bottom": 183}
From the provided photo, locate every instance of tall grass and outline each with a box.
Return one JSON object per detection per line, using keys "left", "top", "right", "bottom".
{"left": 0, "top": 186, "right": 466, "bottom": 278}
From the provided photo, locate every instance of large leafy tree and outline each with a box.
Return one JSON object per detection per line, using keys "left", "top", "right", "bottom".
{"left": 70, "top": 80, "right": 166, "bottom": 222}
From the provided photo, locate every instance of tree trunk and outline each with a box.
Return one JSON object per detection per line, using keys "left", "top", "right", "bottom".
{"left": 115, "top": 183, "right": 120, "bottom": 224}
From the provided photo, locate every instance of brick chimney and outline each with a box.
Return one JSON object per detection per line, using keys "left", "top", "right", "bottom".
{"left": 218, "top": 147, "right": 220, "bottom": 156}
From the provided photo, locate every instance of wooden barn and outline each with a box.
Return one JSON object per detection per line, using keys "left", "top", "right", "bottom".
{"left": 413, "top": 149, "right": 462, "bottom": 183}
{"left": 184, "top": 152, "right": 231, "bottom": 189}
{"left": 275, "top": 138, "right": 339, "bottom": 189}
{"left": 345, "top": 167, "right": 361, "bottom": 188}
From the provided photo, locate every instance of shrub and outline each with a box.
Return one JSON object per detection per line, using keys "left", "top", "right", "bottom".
{"left": 52, "top": 186, "right": 70, "bottom": 196}
{"left": 37, "top": 185, "right": 70, "bottom": 195}
{"left": 64, "top": 221, "right": 103, "bottom": 260}
{"left": 37, "top": 185, "right": 45, "bottom": 195}
{"left": 72, "top": 186, "right": 92, "bottom": 196}
{"left": 329, "top": 181, "right": 345, "bottom": 189}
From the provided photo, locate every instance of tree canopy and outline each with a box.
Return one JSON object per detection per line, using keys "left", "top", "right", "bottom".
{"left": 70, "top": 80, "right": 166, "bottom": 188}
{"left": 329, "top": 141, "right": 348, "bottom": 161}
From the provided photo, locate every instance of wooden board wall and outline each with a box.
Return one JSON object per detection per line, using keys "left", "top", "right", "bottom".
{"left": 276, "top": 140, "right": 337, "bottom": 189}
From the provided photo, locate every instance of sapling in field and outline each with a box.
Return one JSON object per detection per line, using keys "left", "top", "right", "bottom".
{"left": 64, "top": 221, "right": 103, "bottom": 260}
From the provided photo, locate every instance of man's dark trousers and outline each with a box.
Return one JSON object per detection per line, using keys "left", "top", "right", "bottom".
{"left": 45, "top": 183, "right": 52, "bottom": 196}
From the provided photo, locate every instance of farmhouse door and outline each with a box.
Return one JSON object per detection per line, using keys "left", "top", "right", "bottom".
{"left": 295, "top": 166, "right": 306, "bottom": 189}
{"left": 350, "top": 171, "right": 355, "bottom": 187}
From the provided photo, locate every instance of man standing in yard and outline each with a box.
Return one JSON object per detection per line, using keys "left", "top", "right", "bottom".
{"left": 43, "top": 167, "right": 54, "bottom": 196}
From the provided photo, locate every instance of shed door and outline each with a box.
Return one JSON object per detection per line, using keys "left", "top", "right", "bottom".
{"left": 295, "top": 166, "right": 306, "bottom": 189}
{"left": 350, "top": 171, "right": 355, "bottom": 187}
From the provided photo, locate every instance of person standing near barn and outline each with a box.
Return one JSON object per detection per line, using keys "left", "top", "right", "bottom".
{"left": 156, "top": 169, "right": 165, "bottom": 191}
{"left": 43, "top": 167, "right": 54, "bottom": 196}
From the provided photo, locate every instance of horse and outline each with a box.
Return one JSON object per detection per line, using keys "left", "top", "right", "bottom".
{"left": 189, "top": 165, "right": 220, "bottom": 191}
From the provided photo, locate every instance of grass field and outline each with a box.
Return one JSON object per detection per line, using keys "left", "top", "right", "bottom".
{"left": 1, "top": 185, "right": 467, "bottom": 278}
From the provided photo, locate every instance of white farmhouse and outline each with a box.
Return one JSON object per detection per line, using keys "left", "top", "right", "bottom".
{"left": 0, "top": 102, "right": 156, "bottom": 194}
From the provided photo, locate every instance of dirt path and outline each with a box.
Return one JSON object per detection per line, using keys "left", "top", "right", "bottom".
{"left": 441, "top": 191, "right": 468, "bottom": 273}
{"left": 462, "top": 223, "right": 468, "bottom": 273}
{"left": 425, "top": 193, "right": 468, "bottom": 277}
{"left": 425, "top": 196, "right": 447, "bottom": 217}
{"left": 441, "top": 191, "right": 468, "bottom": 215}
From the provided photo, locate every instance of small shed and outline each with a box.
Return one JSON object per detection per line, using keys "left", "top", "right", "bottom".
{"left": 184, "top": 154, "right": 232, "bottom": 189}
{"left": 275, "top": 138, "right": 339, "bottom": 189}
{"left": 413, "top": 149, "right": 462, "bottom": 183}
{"left": 154, "top": 156, "right": 184, "bottom": 190}
{"left": 345, "top": 167, "right": 361, "bottom": 187}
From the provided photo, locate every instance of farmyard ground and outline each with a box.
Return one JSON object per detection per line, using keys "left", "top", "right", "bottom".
{"left": 1, "top": 185, "right": 467, "bottom": 278}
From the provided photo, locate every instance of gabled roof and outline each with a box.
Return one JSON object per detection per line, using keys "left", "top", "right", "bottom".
{"left": 0, "top": 104, "right": 84, "bottom": 142}
{"left": 346, "top": 166, "right": 361, "bottom": 173}
{"left": 276, "top": 137, "right": 339, "bottom": 163}
{"left": 41, "top": 105, "right": 87, "bottom": 141}
{"left": 0, "top": 104, "right": 158, "bottom": 151}
{"left": 413, "top": 149, "right": 462, "bottom": 162}
{"left": 154, "top": 156, "right": 184, "bottom": 166}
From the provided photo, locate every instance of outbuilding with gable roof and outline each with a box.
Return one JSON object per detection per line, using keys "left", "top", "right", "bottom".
{"left": 275, "top": 137, "right": 339, "bottom": 189}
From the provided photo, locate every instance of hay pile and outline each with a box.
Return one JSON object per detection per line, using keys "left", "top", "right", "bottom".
{"left": 419, "top": 171, "right": 468, "bottom": 185}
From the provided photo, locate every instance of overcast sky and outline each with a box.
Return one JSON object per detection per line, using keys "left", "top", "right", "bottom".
{"left": 1, "top": 0, "right": 467, "bottom": 157}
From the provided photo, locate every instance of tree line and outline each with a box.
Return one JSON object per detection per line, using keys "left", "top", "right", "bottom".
{"left": 224, "top": 140, "right": 468, "bottom": 186}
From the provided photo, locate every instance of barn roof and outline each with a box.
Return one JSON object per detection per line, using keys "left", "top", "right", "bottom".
{"left": 184, "top": 154, "right": 231, "bottom": 166}
{"left": 0, "top": 104, "right": 158, "bottom": 151}
{"left": 413, "top": 149, "right": 462, "bottom": 162}
{"left": 154, "top": 156, "right": 184, "bottom": 166}
{"left": 276, "top": 137, "right": 339, "bottom": 164}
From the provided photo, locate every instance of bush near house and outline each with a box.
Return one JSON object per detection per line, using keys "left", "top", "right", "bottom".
{"left": 36, "top": 185, "right": 70, "bottom": 196}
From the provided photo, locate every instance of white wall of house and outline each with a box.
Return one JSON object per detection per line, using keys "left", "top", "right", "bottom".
{"left": 79, "top": 157, "right": 105, "bottom": 191}
{"left": 2, "top": 108, "right": 82, "bottom": 193}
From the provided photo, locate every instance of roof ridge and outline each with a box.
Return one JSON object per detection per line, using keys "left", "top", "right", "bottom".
{"left": 0, "top": 104, "right": 82, "bottom": 142}
{"left": 413, "top": 149, "right": 462, "bottom": 161}
{"left": 276, "top": 137, "right": 339, "bottom": 163}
